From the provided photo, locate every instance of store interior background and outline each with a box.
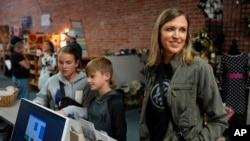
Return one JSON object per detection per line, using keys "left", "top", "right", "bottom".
{"left": 1, "top": 0, "right": 250, "bottom": 55}
{"left": 1, "top": 0, "right": 250, "bottom": 140}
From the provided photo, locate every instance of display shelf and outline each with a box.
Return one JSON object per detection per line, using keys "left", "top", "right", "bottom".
{"left": 124, "top": 89, "right": 144, "bottom": 110}
{"left": 29, "top": 81, "right": 38, "bottom": 86}
{"left": 81, "top": 56, "right": 97, "bottom": 69}
{"left": 24, "top": 52, "right": 39, "bottom": 92}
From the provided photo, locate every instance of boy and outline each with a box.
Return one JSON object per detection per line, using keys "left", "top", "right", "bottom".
{"left": 85, "top": 57, "right": 127, "bottom": 141}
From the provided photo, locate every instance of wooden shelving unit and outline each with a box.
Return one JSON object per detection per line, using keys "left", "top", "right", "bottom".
{"left": 22, "top": 32, "right": 97, "bottom": 92}
{"left": 24, "top": 52, "right": 39, "bottom": 92}
{"left": 124, "top": 89, "right": 144, "bottom": 110}
{"left": 81, "top": 56, "right": 96, "bottom": 70}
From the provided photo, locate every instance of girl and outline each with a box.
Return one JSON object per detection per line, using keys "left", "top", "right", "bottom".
{"left": 38, "top": 40, "right": 56, "bottom": 89}
{"left": 33, "top": 45, "right": 94, "bottom": 119}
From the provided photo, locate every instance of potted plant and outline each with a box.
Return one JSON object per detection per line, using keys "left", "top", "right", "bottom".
{"left": 192, "top": 29, "right": 211, "bottom": 53}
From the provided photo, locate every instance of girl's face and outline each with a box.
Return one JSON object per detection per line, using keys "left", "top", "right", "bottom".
{"left": 43, "top": 42, "right": 50, "bottom": 52}
{"left": 87, "top": 71, "right": 110, "bottom": 91}
{"left": 14, "top": 42, "right": 24, "bottom": 53}
{"left": 160, "top": 15, "right": 188, "bottom": 57}
{"left": 57, "top": 52, "right": 79, "bottom": 81}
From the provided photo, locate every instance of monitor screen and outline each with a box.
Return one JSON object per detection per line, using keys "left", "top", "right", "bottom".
{"left": 11, "top": 99, "right": 69, "bottom": 141}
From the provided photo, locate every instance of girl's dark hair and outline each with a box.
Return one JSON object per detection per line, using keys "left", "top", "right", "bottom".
{"left": 57, "top": 45, "right": 79, "bottom": 61}
{"left": 45, "top": 40, "right": 55, "bottom": 53}
{"left": 9, "top": 44, "right": 15, "bottom": 52}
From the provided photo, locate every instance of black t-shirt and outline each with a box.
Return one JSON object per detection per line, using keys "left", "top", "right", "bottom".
{"left": 10, "top": 52, "right": 29, "bottom": 78}
{"left": 146, "top": 64, "right": 172, "bottom": 141}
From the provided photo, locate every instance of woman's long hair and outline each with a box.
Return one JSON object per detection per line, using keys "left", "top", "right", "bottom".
{"left": 147, "top": 8, "right": 196, "bottom": 66}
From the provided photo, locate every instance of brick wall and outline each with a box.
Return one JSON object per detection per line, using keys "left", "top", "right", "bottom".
{"left": 0, "top": 0, "right": 205, "bottom": 57}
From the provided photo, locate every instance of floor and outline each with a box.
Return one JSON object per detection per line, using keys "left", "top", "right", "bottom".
{"left": 0, "top": 70, "right": 140, "bottom": 141}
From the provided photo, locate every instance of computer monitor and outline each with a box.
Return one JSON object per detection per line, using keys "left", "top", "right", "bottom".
{"left": 11, "top": 99, "right": 70, "bottom": 141}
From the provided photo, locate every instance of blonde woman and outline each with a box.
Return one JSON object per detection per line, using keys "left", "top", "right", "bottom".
{"left": 139, "top": 8, "right": 228, "bottom": 141}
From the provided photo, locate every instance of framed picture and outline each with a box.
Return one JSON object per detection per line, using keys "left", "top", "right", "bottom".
{"left": 70, "top": 20, "right": 83, "bottom": 29}
{"left": 21, "top": 16, "right": 32, "bottom": 30}
{"left": 70, "top": 20, "right": 85, "bottom": 38}
{"left": 73, "top": 28, "right": 84, "bottom": 38}
{"left": 70, "top": 19, "right": 88, "bottom": 56}
{"left": 41, "top": 13, "right": 51, "bottom": 27}
{"left": 77, "top": 38, "right": 86, "bottom": 49}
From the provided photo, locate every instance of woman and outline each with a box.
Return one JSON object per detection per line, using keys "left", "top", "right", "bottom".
{"left": 139, "top": 8, "right": 228, "bottom": 141}
{"left": 10, "top": 36, "right": 30, "bottom": 99}
{"left": 33, "top": 45, "right": 94, "bottom": 119}
{"left": 38, "top": 40, "right": 56, "bottom": 89}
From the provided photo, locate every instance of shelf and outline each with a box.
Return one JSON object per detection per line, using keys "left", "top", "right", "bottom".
{"left": 81, "top": 56, "right": 97, "bottom": 69}
{"left": 82, "top": 56, "right": 96, "bottom": 60}
{"left": 24, "top": 52, "right": 37, "bottom": 56}
{"left": 25, "top": 53, "right": 39, "bottom": 92}
{"left": 124, "top": 89, "right": 144, "bottom": 110}
{"left": 30, "top": 71, "right": 39, "bottom": 75}
{"left": 29, "top": 82, "right": 38, "bottom": 87}
{"left": 30, "top": 61, "right": 36, "bottom": 65}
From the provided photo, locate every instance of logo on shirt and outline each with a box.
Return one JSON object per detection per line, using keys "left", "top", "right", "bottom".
{"left": 150, "top": 79, "right": 170, "bottom": 111}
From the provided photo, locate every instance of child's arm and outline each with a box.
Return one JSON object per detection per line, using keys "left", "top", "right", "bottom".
{"left": 57, "top": 106, "right": 88, "bottom": 120}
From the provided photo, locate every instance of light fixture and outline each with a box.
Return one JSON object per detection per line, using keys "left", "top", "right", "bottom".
{"left": 59, "top": 28, "right": 69, "bottom": 47}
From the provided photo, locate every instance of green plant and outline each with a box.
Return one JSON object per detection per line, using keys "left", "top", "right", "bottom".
{"left": 192, "top": 29, "right": 211, "bottom": 53}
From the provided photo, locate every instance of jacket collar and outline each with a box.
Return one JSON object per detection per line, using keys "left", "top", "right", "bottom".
{"left": 170, "top": 53, "right": 182, "bottom": 72}
{"left": 146, "top": 53, "right": 183, "bottom": 83}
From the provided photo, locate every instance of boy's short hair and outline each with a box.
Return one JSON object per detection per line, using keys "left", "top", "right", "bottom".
{"left": 85, "top": 57, "right": 113, "bottom": 80}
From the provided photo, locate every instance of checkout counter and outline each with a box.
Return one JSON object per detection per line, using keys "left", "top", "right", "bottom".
{"left": 0, "top": 100, "right": 116, "bottom": 141}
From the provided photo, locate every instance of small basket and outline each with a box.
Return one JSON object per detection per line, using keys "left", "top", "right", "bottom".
{"left": 0, "top": 88, "right": 18, "bottom": 106}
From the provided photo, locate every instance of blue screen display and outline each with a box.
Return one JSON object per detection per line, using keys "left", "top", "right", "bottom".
{"left": 11, "top": 99, "right": 66, "bottom": 141}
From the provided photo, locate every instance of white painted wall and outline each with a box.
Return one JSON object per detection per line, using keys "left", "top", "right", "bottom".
{"left": 105, "top": 55, "right": 146, "bottom": 87}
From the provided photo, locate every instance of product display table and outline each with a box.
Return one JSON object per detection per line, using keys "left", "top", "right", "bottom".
{"left": 0, "top": 100, "right": 20, "bottom": 126}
